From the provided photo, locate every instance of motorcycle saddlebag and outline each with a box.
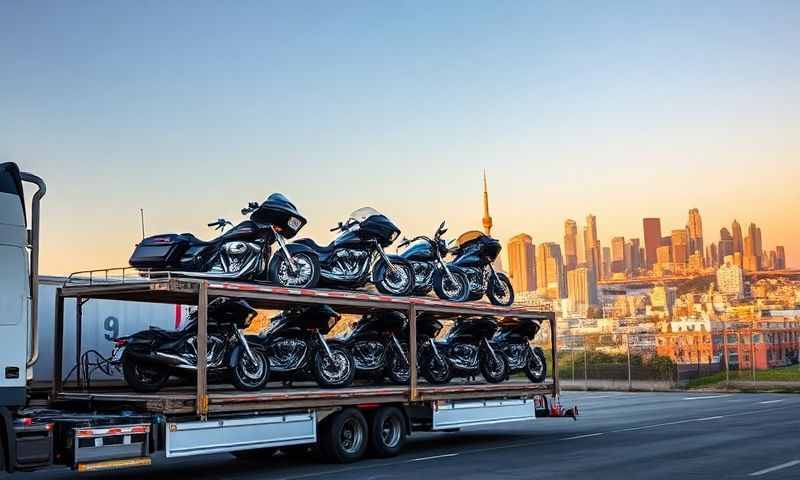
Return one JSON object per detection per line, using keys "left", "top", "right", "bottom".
{"left": 129, "top": 234, "right": 190, "bottom": 268}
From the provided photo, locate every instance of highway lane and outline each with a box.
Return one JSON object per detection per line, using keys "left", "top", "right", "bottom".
{"left": 5, "top": 392, "right": 800, "bottom": 479}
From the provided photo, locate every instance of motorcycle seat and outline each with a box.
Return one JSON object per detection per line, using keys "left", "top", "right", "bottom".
{"left": 294, "top": 238, "right": 335, "bottom": 254}
{"left": 179, "top": 233, "right": 215, "bottom": 247}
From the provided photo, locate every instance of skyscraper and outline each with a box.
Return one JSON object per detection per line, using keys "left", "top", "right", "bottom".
{"left": 670, "top": 229, "right": 689, "bottom": 264}
{"left": 563, "top": 219, "right": 578, "bottom": 271}
{"left": 507, "top": 234, "right": 536, "bottom": 293}
{"left": 643, "top": 218, "right": 662, "bottom": 269}
{"left": 776, "top": 246, "right": 786, "bottom": 270}
{"left": 628, "top": 238, "right": 642, "bottom": 272}
{"left": 707, "top": 243, "right": 718, "bottom": 268}
{"left": 481, "top": 171, "right": 492, "bottom": 236}
{"left": 536, "top": 242, "right": 565, "bottom": 299}
{"left": 717, "top": 260, "right": 744, "bottom": 297}
{"left": 584, "top": 214, "right": 602, "bottom": 280}
{"left": 602, "top": 246, "right": 611, "bottom": 279}
{"left": 611, "top": 236, "right": 627, "bottom": 274}
{"left": 744, "top": 222, "right": 762, "bottom": 271}
{"left": 687, "top": 208, "right": 704, "bottom": 257}
{"left": 731, "top": 220, "right": 743, "bottom": 255}
{"left": 567, "top": 267, "right": 598, "bottom": 314}
{"left": 718, "top": 227, "right": 733, "bottom": 260}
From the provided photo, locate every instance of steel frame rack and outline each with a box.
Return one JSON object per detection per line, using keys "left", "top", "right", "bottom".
{"left": 52, "top": 276, "right": 558, "bottom": 420}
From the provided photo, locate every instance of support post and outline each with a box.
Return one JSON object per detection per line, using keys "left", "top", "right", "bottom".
{"left": 549, "top": 314, "right": 559, "bottom": 397}
{"left": 51, "top": 289, "right": 65, "bottom": 402}
{"left": 750, "top": 327, "right": 756, "bottom": 384}
{"left": 75, "top": 297, "right": 83, "bottom": 389}
{"left": 583, "top": 340, "right": 588, "bottom": 391}
{"left": 408, "top": 304, "right": 418, "bottom": 401}
{"left": 571, "top": 348, "right": 575, "bottom": 384}
{"left": 722, "top": 323, "right": 729, "bottom": 387}
{"left": 626, "top": 332, "right": 632, "bottom": 392}
{"left": 196, "top": 281, "right": 209, "bottom": 419}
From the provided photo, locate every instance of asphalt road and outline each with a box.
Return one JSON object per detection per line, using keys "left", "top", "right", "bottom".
{"left": 5, "top": 391, "right": 800, "bottom": 480}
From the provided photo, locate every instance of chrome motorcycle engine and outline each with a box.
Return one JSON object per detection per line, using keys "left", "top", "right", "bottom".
{"left": 329, "top": 249, "right": 370, "bottom": 279}
{"left": 266, "top": 338, "right": 307, "bottom": 371}
{"left": 448, "top": 343, "right": 479, "bottom": 370}
{"left": 501, "top": 343, "right": 528, "bottom": 370}
{"left": 411, "top": 261, "right": 434, "bottom": 288}
{"left": 186, "top": 335, "right": 226, "bottom": 368}
{"left": 461, "top": 266, "right": 486, "bottom": 293}
{"left": 352, "top": 340, "right": 385, "bottom": 370}
{"left": 210, "top": 241, "right": 261, "bottom": 273}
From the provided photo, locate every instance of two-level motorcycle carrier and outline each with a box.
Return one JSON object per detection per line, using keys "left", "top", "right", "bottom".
{"left": 45, "top": 272, "right": 574, "bottom": 471}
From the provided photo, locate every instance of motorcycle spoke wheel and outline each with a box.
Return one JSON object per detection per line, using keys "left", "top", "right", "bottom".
{"left": 315, "top": 350, "right": 354, "bottom": 387}
{"left": 233, "top": 351, "right": 269, "bottom": 390}
{"left": 379, "top": 262, "right": 412, "bottom": 295}
{"left": 274, "top": 253, "right": 317, "bottom": 288}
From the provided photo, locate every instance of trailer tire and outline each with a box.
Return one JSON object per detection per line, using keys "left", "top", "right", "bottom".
{"left": 367, "top": 406, "right": 406, "bottom": 458}
{"left": 317, "top": 408, "right": 368, "bottom": 464}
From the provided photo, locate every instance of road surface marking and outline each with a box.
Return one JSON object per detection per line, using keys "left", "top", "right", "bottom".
{"left": 683, "top": 395, "right": 731, "bottom": 400}
{"left": 749, "top": 460, "right": 800, "bottom": 476}
{"left": 561, "top": 433, "right": 605, "bottom": 440}
{"left": 695, "top": 416, "right": 724, "bottom": 421}
{"left": 759, "top": 399, "right": 785, "bottom": 404}
{"left": 582, "top": 395, "right": 612, "bottom": 399}
{"left": 408, "top": 453, "right": 459, "bottom": 462}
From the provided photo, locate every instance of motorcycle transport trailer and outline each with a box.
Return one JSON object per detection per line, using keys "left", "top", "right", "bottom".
{"left": 33, "top": 273, "right": 575, "bottom": 471}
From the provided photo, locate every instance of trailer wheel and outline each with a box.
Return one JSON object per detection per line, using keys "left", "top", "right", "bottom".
{"left": 317, "top": 408, "right": 368, "bottom": 464}
{"left": 231, "top": 447, "right": 277, "bottom": 461}
{"left": 367, "top": 406, "right": 406, "bottom": 458}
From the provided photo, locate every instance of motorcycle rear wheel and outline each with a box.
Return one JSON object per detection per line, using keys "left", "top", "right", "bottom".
{"left": 121, "top": 349, "right": 171, "bottom": 393}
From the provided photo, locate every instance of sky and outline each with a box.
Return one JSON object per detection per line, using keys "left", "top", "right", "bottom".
{"left": 1, "top": 1, "right": 798, "bottom": 274}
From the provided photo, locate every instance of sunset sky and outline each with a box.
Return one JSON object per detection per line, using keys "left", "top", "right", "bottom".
{"left": 2, "top": 2, "right": 798, "bottom": 274}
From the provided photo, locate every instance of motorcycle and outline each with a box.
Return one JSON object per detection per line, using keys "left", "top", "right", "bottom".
{"left": 493, "top": 317, "right": 547, "bottom": 383}
{"left": 251, "top": 305, "right": 356, "bottom": 388}
{"left": 450, "top": 231, "right": 514, "bottom": 306}
{"left": 129, "top": 193, "right": 320, "bottom": 288}
{"left": 114, "top": 298, "right": 269, "bottom": 393}
{"left": 416, "top": 313, "right": 508, "bottom": 385}
{"left": 396, "top": 221, "right": 471, "bottom": 302}
{"left": 293, "top": 207, "right": 415, "bottom": 296}
{"left": 338, "top": 310, "right": 410, "bottom": 384}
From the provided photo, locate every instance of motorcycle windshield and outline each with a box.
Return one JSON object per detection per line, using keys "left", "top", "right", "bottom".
{"left": 348, "top": 207, "right": 383, "bottom": 223}
{"left": 456, "top": 230, "right": 485, "bottom": 248}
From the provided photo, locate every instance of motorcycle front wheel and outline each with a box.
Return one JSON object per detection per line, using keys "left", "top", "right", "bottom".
{"left": 524, "top": 346, "right": 547, "bottom": 383}
{"left": 374, "top": 260, "right": 415, "bottom": 296}
{"left": 268, "top": 252, "right": 320, "bottom": 289}
{"left": 480, "top": 350, "right": 508, "bottom": 384}
{"left": 121, "top": 349, "right": 171, "bottom": 393}
{"left": 487, "top": 272, "right": 515, "bottom": 306}
{"left": 385, "top": 342, "right": 410, "bottom": 385}
{"left": 422, "top": 354, "right": 453, "bottom": 385}
{"left": 232, "top": 349, "right": 270, "bottom": 391}
{"left": 313, "top": 346, "right": 355, "bottom": 388}
{"left": 432, "top": 269, "right": 471, "bottom": 302}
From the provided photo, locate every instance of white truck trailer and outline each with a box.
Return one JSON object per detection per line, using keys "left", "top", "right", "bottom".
{"left": 0, "top": 162, "right": 573, "bottom": 474}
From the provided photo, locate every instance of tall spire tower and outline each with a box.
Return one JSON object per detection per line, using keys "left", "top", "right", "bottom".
{"left": 482, "top": 171, "right": 493, "bottom": 236}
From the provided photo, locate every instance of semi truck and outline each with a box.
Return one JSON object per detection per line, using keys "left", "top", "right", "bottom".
{"left": 0, "top": 162, "right": 574, "bottom": 474}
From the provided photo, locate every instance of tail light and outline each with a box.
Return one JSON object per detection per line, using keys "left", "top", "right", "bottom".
{"left": 114, "top": 339, "right": 128, "bottom": 347}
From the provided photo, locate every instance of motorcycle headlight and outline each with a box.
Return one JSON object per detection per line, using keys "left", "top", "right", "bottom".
{"left": 390, "top": 231, "right": 399, "bottom": 242}
{"left": 287, "top": 217, "right": 302, "bottom": 231}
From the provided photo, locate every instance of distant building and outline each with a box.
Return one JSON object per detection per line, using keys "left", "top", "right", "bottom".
{"left": 611, "top": 236, "right": 627, "bottom": 274}
{"left": 743, "top": 222, "right": 762, "bottom": 271}
{"left": 718, "top": 227, "right": 733, "bottom": 260}
{"left": 775, "top": 246, "right": 786, "bottom": 270}
{"left": 567, "top": 266, "right": 598, "bottom": 314}
{"left": 536, "top": 242, "right": 565, "bottom": 299}
{"left": 650, "top": 285, "right": 677, "bottom": 317}
{"left": 688, "top": 251, "right": 704, "bottom": 273}
{"left": 671, "top": 229, "right": 689, "bottom": 264}
{"left": 628, "top": 238, "right": 642, "bottom": 271}
{"left": 687, "top": 208, "right": 704, "bottom": 259}
{"left": 507, "top": 234, "right": 536, "bottom": 293}
{"left": 732, "top": 220, "right": 743, "bottom": 256}
{"left": 602, "top": 246, "right": 611, "bottom": 279}
{"left": 707, "top": 243, "right": 718, "bottom": 268}
{"left": 643, "top": 218, "right": 662, "bottom": 270}
{"left": 564, "top": 219, "right": 578, "bottom": 271}
{"left": 584, "top": 214, "right": 602, "bottom": 280}
{"left": 656, "top": 245, "right": 672, "bottom": 265}
{"left": 717, "top": 260, "right": 744, "bottom": 297}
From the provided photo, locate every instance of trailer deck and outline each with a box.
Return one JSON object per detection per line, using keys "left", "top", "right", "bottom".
{"left": 52, "top": 274, "right": 558, "bottom": 420}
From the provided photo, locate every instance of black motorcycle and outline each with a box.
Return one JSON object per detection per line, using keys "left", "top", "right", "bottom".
{"left": 115, "top": 298, "right": 269, "bottom": 393}
{"left": 338, "top": 310, "right": 410, "bottom": 384}
{"left": 493, "top": 318, "right": 547, "bottom": 383}
{"left": 293, "top": 207, "right": 415, "bottom": 296}
{"left": 417, "top": 314, "right": 508, "bottom": 385}
{"left": 397, "top": 221, "right": 471, "bottom": 302}
{"left": 129, "top": 193, "right": 320, "bottom": 288}
{"left": 450, "top": 231, "right": 514, "bottom": 306}
{"left": 252, "top": 305, "right": 355, "bottom": 388}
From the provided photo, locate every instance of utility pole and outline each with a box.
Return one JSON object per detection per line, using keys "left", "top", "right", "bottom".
{"left": 722, "top": 322, "right": 730, "bottom": 387}
{"left": 626, "top": 332, "right": 632, "bottom": 391}
{"left": 750, "top": 326, "right": 756, "bottom": 384}
{"left": 140, "top": 208, "right": 146, "bottom": 240}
